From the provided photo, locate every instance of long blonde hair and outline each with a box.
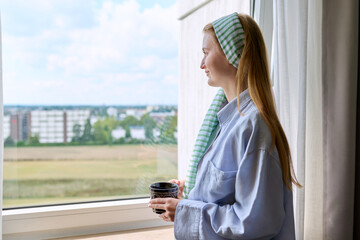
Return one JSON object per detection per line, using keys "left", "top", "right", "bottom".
{"left": 204, "top": 14, "right": 302, "bottom": 190}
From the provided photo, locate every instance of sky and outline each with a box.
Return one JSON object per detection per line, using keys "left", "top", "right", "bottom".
{"left": 0, "top": 0, "right": 179, "bottom": 105}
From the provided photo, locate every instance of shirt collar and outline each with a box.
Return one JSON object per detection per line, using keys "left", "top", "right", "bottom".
{"left": 217, "top": 89, "right": 252, "bottom": 125}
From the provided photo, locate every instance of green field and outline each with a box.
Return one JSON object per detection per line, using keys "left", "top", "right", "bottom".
{"left": 3, "top": 144, "right": 177, "bottom": 208}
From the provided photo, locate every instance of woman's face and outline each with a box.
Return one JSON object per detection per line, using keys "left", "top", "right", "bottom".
{"left": 200, "top": 33, "right": 237, "bottom": 88}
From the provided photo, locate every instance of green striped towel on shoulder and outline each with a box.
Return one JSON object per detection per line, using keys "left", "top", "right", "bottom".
{"left": 183, "top": 89, "right": 227, "bottom": 198}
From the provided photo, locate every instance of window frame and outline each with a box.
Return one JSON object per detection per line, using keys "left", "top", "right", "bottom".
{"left": 3, "top": 198, "right": 173, "bottom": 239}
{"left": 1, "top": 1, "right": 274, "bottom": 239}
{"left": 1, "top": 1, "right": 180, "bottom": 237}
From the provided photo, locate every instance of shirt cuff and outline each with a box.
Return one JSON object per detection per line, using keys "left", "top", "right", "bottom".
{"left": 174, "top": 199, "right": 206, "bottom": 240}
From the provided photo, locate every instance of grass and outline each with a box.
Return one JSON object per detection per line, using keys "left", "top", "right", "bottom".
{"left": 3, "top": 144, "right": 177, "bottom": 208}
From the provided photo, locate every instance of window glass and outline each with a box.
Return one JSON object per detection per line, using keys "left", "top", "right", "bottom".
{"left": 1, "top": 0, "right": 178, "bottom": 208}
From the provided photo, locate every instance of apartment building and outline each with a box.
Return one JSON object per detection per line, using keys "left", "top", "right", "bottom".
{"left": 4, "top": 109, "right": 91, "bottom": 144}
{"left": 30, "top": 110, "right": 64, "bottom": 143}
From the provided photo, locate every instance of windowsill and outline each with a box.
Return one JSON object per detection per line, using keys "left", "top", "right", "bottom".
{"left": 51, "top": 225, "right": 174, "bottom": 240}
{"left": 3, "top": 198, "right": 172, "bottom": 240}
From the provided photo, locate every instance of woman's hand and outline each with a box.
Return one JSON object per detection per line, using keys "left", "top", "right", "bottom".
{"left": 148, "top": 179, "right": 185, "bottom": 222}
{"left": 169, "top": 179, "right": 185, "bottom": 199}
{"left": 148, "top": 198, "right": 181, "bottom": 222}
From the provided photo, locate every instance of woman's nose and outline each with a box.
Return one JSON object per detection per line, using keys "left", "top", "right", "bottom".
{"left": 200, "top": 59, "right": 205, "bottom": 69}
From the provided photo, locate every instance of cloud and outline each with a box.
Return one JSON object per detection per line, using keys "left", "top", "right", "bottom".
{"left": 2, "top": 0, "right": 179, "bottom": 105}
{"left": 99, "top": 73, "right": 148, "bottom": 83}
{"left": 44, "top": 0, "right": 179, "bottom": 76}
{"left": 138, "top": 55, "right": 159, "bottom": 70}
{"left": 162, "top": 75, "right": 178, "bottom": 85}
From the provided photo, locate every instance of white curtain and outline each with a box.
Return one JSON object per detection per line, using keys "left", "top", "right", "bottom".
{"left": 272, "top": 0, "right": 323, "bottom": 239}
{"left": 177, "top": 0, "right": 250, "bottom": 180}
{"left": 0, "top": 15, "right": 4, "bottom": 239}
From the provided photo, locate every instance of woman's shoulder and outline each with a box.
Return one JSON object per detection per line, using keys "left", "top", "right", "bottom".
{"left": 231, "top": 101, "right": 269, "bottom": 131}
{"left": 230, "top": 104, "right": 274, "bottom": 152}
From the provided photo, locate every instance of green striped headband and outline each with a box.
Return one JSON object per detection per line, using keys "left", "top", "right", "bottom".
{"left": 212, "top": 12, "right": 245, "bottom": 68}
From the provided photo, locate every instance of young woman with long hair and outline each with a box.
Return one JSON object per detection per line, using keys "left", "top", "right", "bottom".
{"left": 149, "top": 12, "right": 301, "bottom": 239}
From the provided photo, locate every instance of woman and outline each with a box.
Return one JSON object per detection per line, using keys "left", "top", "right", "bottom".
{"left": 149, "top": 12, "right": 301, "bottom": 239}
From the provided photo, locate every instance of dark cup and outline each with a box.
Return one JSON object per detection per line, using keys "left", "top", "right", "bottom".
{"left": 149, "top": 182, "right": 179, "bottom": 214}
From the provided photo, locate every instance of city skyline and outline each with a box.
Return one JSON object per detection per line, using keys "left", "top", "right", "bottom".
{"left": 1, "top": 0, "right": 179, "bottom": 105}
{"left": 4, "top": 103, "right": 177, "bottom": 108}
{"left": 4, "top": 104, "right": 177, "bottom": 144}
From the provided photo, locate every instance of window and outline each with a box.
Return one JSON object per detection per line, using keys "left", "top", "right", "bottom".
{"left": 2, "top": 0, "right": 253, "bottom": 239}
{"left": 2, "top": 0, "right": 178, "bottom": 209}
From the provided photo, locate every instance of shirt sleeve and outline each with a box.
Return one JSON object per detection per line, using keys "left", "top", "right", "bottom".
{"left": 174, "top": 149, "right": 286, "bottom": 240}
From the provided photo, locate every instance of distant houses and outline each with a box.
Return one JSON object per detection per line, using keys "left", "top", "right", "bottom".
{"left": 111, "top": 126, "right": 147, "bottom": 140}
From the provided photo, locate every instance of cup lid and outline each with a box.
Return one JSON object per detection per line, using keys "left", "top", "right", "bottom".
{"left": 149, "top": 182, "right": 179, "bottom": 192}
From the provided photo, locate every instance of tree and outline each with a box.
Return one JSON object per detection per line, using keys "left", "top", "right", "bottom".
{"left": 93, "top": 121, "right": 108, "bottom": 144}
{"left": 158, "top": 115, "right": 177, "bottom": 144}
{"left": 120, "top": 116, "right": 139, "bottom": 128}
{"left": 93, "top": 117, "right": 119, "bottom": 144}
{"left": 4, "top": 136, "right": 15, "bottom": 146}
{"left": 125, "top": 127, "right": 131, "bottom": 138}
{"left": 140, "top": 114, "right": 156, "bottom": 139}
{"left": 72, "top": 124, "right": 82, "bottom": 142}
{"left": 120, "top": 116, "right": 139, "bottom": 139}
{"left": 81, "top": 119, "right": 93, "bottom": 142}
{"left": 103, "top": 116, "right": 119, "bottom": 130}
{"left": 28, "top": 134, "right": 40, "bottom": 144}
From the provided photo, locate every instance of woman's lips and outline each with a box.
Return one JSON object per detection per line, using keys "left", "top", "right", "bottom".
{"left": 205, "top": 71, "right": 209, "bottom": 75}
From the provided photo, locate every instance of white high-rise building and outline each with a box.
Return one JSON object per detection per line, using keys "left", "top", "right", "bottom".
{"left": 30, "top": 110, "right": 64, "bottom": 143}
{"left": 29, "top": 109, "right": 91, "bottom": 143}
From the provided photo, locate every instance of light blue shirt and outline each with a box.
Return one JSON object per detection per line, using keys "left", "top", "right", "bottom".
{"left": 174, "top": 89, "right": 295, "bottom": 240}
